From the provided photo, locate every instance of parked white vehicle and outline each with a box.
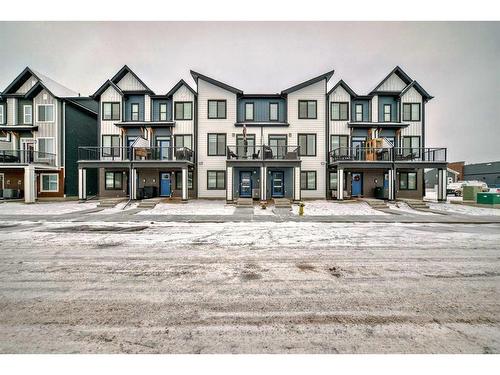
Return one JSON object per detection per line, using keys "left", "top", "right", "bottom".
{"left": 447, "top": 181, "right": 489, "bottom": 196}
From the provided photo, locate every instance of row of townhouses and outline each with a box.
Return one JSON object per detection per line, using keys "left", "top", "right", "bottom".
{"left": 0, "top": 65, "right": 449, "bottom": 204}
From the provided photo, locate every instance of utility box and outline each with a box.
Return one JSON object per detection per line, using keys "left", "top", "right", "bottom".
{"left": 374, "top": 186, "right": 384, "bottom": 199}
{"left": 462, "top": 185, "right": 481, "bottom": 201}
{"left": 476, "top": 192, "right": 500, "bottom": 205}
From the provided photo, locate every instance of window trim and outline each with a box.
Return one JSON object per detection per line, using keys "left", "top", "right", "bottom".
{"left": 207, "top": 100, "right": 227, "bottom": 119}
{"left": 269, "top": 102, "right": 279, "bottom": 122}
{"left": 174, "top": 101, "right": 193, "bottom": 121}
{"left": 330, "top": 134, "right": 349, "bottom": 152}
{"left": 298, "top": 100, "right": 317, "bottom": 119}
{"left": 174, "top": 134, "right": 193, "bottom": 150}
{"left": 159, "top": 103, "right": 168, "bottom": 121}
{"left": 37, "top": 137, "right": 55, "bottom": 158}
{"left": 402, "top": 103, "right": 421, "bottom": 122}
{"left": 298, "top": 133, "right": 317, "bottom": 157}
{"left": 207, "top": 170, "right": 226, "bottom": 190}
{"left": 383, "top": 104, "right": 392, "bottom": 122}
{"left": 130, "top": 103, "right": 140, "bottom": 121}
{"left": 102, "top": 102, "right": 120, "bottom": 121}
{"left": 331, "top": 102, "right": 349, "bottom": 121}
{"left": 36, "top": 104, "right": 55, "bottom": 123}
{"left": 399, "top": 171, "right": 418, "bottom": 191}
{"left": 244, "top": 102, "right": 255, "bottom": 121}
{"left": 40, "top": 173, "right": 59, "bottom": 193}
{"left": 300, "top": 170, "right": 317, "bottom": 190}
{"left": 104, "top": 171, "right": 123, "bottom": 190}
{"left": 23, "top": 104, "right": 33, "bottom": 124}
{"left": 207, "top": 133, "right": 227, "bottom": 156}
{"left": 354, "top": 103, "right": 363, "bottom": 122}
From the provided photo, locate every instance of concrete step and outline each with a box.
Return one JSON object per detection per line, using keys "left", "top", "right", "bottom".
{"left": 404, "top": 200, "right": 430, "bottom": 210}
{"left": 274, "top": 198, "right": 292, "bottom": 208}
{"left": 137, "top": 198, "right": 162, "bottom": 209}
{"left": 98, "top": 199, "right": 125, "bottom": 208}
{"left": 236, "top": 198, "right": 254, "bottom": 207}
{"left": 358, "top": 198, "right": 389, "bottom": 209}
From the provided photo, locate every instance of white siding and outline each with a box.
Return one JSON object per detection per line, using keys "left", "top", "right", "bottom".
{"left": 100, "top": 85, "right": 122, "bottom": 138}
{"left": 15, "top": 75, "right": 38, "bottom": 95}
{"left": 378, "top": 73, "right": 407, "bottom": 92}
{"left": 328, "top": 86, "right": 350, "bottom": 148}
{"left": 116, "top": 72, "right": 147, "bottom": 91}
{"left": 197, "top": 79, "right": 237, "bottom": 198}
{"left": 400, "top": 86, "right": 423, "bottom": 137}
{"left": 33, "top": 89, "right": 61, "bottom": 166}
{"left": 144, "top": 95, "right": 151, "bottom": 122}
{"left": 371, "top": 95, "right": 378, "bottom": 123}
{"left": 172, "top": 85, "right": 195, "bottom": 137}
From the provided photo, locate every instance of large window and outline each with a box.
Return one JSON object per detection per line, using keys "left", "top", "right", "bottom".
{"left": 102, "top": 135, "right": 120, "bottom": 157}
{"left": 402, "top": 136, "right": 421, "bottom": 157}
{"left": 159, "top": 103, "right": 168, "bottom": 121}
{"left": 175, "top": 171, "right": 193, "bottom": 190}
{"left": 207, "top": 170, "right": 225, "bottom": 190}
{"left": 331, "top": 135, "right": 349, "bottom": 157}
{"left": 403, "top": 103, "right": 421, "bottom": 121}
{"left": 40, "top": 173, "right": 58, "bottom": 192}
{"left": 269, "top": 103, "right": 279, "bottom": 121}
{"left": 175, "top": 102, "right": 193, "bottom": 120}
{"left": 244, "top": 102, "right": 254, "bottom": 121}
{"left": 175, "top": 134, "right": 192, "bottom": 150}
{"left": 37, "top": 104, "right": 54, "bottom": 122}
{"left": 0, "top": 105, "right": 4, "bottom": 124}
{"left": 268, "top": 134, "right": 287, "bottom": 159}
{"left": 329, "top": 171, "right": 347, "bottom": 191}
{"left": 102, "top": 102, "right": 120, "bottom": 121}
{"left": 298, "top": 100, "right": 317, "bottom": 119}
{"left": 331, "top": 102, "right": 349, "bottom": 121}
{"left": 208, "top": 100, "right": 226, "bottom": 119}
{"left": 355, "top": 104, "right": 363, "bottom": 122}
{"left": 236, "top": 134, "right": 256, "bottom": 157}
{"left": 298, "top": 134, "right": 316, "bottom": 156}
{"left": 24, "top": 105, "right": 33, "bottom": 124}
{"left": 207, "top": 133, "right": 226, "bottom": 156}
{"left": 105, "top": 171, "right": 123, "bottom": 190}
{"left": 383, "top": 104, "right": 392, "bottom": 122}
{"left": 131, "top": 103, "right": 139, "bottom": 121}
{"left": 399, "top": 172, "right": 417, "bottom": 190}
{"left": 300, "top": 171, "right": 317, "bottom": 190}
{"left": 38, "top": 138, "right": 54, "bottom": 157}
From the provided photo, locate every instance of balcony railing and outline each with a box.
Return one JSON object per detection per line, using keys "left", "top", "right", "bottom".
{"left": 329, "top": 147, "right": 447, "bottom": 163}
{"left": 227, "top": 145, "right": 301, "bottom": 161}
{"left": 78, "top": 146, "right": 194, "bottom": 162}
{"left": 0, "top": 149, "right": 56, "bottom": 167}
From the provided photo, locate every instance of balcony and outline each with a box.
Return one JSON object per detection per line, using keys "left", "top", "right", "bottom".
{"left": 329, "top": 147, "right": 447, "bottom": 164}
{"left": 226, "top": 145, "right": 300, "bottom": 161}
{"left": 78, "top": 146, "right": 194, "bottom": 163}
{"left": 0, "top": 149, "right": 56, "bottom": 167}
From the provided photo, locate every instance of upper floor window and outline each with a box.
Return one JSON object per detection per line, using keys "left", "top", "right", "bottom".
{"left": 298, "top": 100, "right": 317, "bottom": 119}
{"left": 24, "top": 105, "right": 33, "bottom": 124}
{"left": 102, "top": 135, "right": 120, "bottom": 157}
{"left": 403, "top": 103, "right": 421, "bottom": 121}
{"left": 208, "top": 100, "right": 226, "bottom": 119}
{"left": 383, "top": 104, "right": 392, "bottom": 122}
{"left": 245, "top": 102, "right": 254, "bottom": 121}
{"left": 331, "top": 135, "right": 349, "bottom": 156}
{"left": 355, "top": 104, "right": 363, "bottom": 122}
{"left": 331, "top": 102, "right": 349, "bottom": 121}
{"left": 38, "top": 138, "right": 54, "bottom": 156}
{"left": 175, "top": 102, "right": 193, "bottom": 120}
{"left": 102, "top": 102, "right": 120, "bottom": 121}
{"left": 131, "top": 103, "right": 139, "bottom": 121}
{"left": 0, "top": 104, "right": 5, "bottom": 124}
{"left": 207, "top": 133, "right": 226, "bottom": 156}
{"left": 298, "top": 134, "right": 316, "bottom": 156}
{"left": 159, "top": 103, "right": 168, "bottom": 121}
{"left": 37, "top": 104, "right": 54, "bottom": 122}
{"left": 269, "top": 103, "right": 279, "bottom": 121}
{"left": 175, "top": 134, "right": 192, "bottom": 150}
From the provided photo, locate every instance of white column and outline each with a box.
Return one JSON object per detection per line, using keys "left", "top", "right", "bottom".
{"left": 437, "top": 168, "right": 446, "bottom": 201}
{"left": 294, "top": 166, "right": 301, "bottom": 201}
{"left": 130, "top": 168, "right": 137, "bottom": 200}
{"left": 24, "top": 165, "right": 36, "bottom": 203}
{"left": 227, "top": 166, "right": 233, "bottom": 201}
{"left": 260, "top": 166, "right": 267, "bottom": 201}
{"left": 181, "top": 167, "right": 188, "bottom": 201}
{"left": 337, "top": 168, "right": 344, "bottom": 200}
{"left": 78, "top": 168, "right": 87, "bottom": 200}
{"left": 388, "top": 169, "right": 395, "bottom": 201}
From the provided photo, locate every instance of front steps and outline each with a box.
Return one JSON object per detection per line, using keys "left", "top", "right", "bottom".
{"left": 137, "top": 198, "right": 162, "bottom": 209}
{"left": 401, "top": 199, "right": 430, "bottom": 210}
{"left": 274, "top": 198, "right": 292, "bottom": 209}
{"left": 98, "top": 198, "right": 126, "bottom": 208}
{"left": 236, "top": 198, "right": 253, "bottom": 207}
{"left": 358, "top": 198, "right": 389, "bottom": 210}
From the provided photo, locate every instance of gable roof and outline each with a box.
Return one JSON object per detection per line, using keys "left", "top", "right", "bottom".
{"left": 65, "top": 97, "right": 99, "bottom": 116}
{"left": 91, "top": 79, "right": 124, "bottom": 99}
{"left": 369, "top": 66, "right": 413, "bottom": 94}
{"left": 281, "top": 69, "right": 335, "bottom": 95}
{"left": 400, "top": 80, "right": 434, "bottom": 101}
{"left": 190, "top": 70, "right": 243, "bottom": 95}
{"left": 110, "top": 65, "right": 154, "bottom": 94}
{"left": 166, "top": 79, "right": 197, "bottom": 97}
{"left": 327, "top": 79, "right": 357, "bottom": 97}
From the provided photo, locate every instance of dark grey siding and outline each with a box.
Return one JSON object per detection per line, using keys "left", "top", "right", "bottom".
{"left": 152, "top": 98, "right": 172, "bottom": 121}
{"left": 123, "top": 95, "right": 145, "bottom": 121}
{"left": 464, "top": 161, "right": 500, "bottom": 187}
{"left": 17, "top": 99, "right": 33, "bottom": 124}
{"left": 351, "top": 100, "right": 370, "bottom": 122}
{"left": 237, "top": 98, "right": 286, "bottom": 122}
{"left": 378, "top": 95, "right": 399, "bottom": 122}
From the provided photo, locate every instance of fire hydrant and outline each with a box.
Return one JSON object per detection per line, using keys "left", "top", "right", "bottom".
{"left": 298, "top": 201, "right": 305, "bottom": 216}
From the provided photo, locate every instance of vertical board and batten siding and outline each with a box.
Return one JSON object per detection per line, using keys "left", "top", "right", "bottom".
{"left": 100, "top": 85, "right": 122, "bottom": 139}
{"left": 33, "top": 89, "right": 60, "bottom": 166}
{"left": 286, "top": 79, "right": 326, "bottom": 198}
{"left": 7, "top": 98, "right": 16, "bottom": 125}
{"left": 123, "top": 95, "right": 145, "bottom": 121}
{"left": 197, "top": 79, "right": 237, "bottom": 198}
{"left": 400, "top": 86, "right": 422, "bottom": 137}
{"left": 371, "top": 95, "right": 378, "bottom": 123}
{"left": 144, "top": 95, "right": 151, "bottom": 121}
{"left": 116, "top": 72, "right": 147, "bottom": 91}
{"left": 236, "top": 98, "right": 286, "bottom": 123}
{"left": 377, "top": 73, "right": 407, "bottom": 92}
{"left": 151, "top": 98, "right": 172, "bottom": 122}
{"left": 172, "top": 85, "right": 195, "bottom": 137}
{"left": 328, "top": 86, "right": 350, "bottom": 151}
{"left": 378, "top": 96, "right": 399, "bottom": 122}
{"left": 15, "top": 75, "right": 38, "bottom": 95}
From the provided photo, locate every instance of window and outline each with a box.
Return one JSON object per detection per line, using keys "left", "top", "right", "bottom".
{"left": 329, "top": 171, "right": 347, "bottom": 191}
{"left": 40, "top": 173, "right": 59, "bottom": 192}
{"left": 102, "top": 135, "right": 120, "bottom": 157}
{"left": 175, "top": 102, "right": 193, "bottom": 120}
{"left": 38, "top": 138, "right": 54, "bottom": 157}
{"left": 0, "top": 105, "right": 4, "bottom": 124}
{"left": 355, "top": 104, "right": 363, "bottom": 122}
{"left": 175, "top": 134, "right": 192, "bottom": 150}
{"left": 298, "top": 100, "right": 317, "bottom": 119}
{"left": 331, "top": 135, "right": 349, "bottom": 157}
{"left": 269, "top": 103, "right": 279, "bottom": 121}
{"left": 383, "top": 104, "right": 392, "bottom": 122}
{"left": 207, "top": 133, "right": 226, "bottom": 156}
{"left": 402, "top": 136, "right": 421, "bottom": 157}
{"left": 298, "top": 134, "right": 316, "bottom": 156}
{"left": 37, "top": 104, "right": 54, "bottom": 122}
{"left": 131, "top": 103, "right": 139, "bottom": 121}
{"left": 102, "top": 102, "right": 120, "bottom": 121}
{"left": 331, "top": 102, "right": 349, "bottom": 121}
{"left": 24, "top": 105, "right": 33, "bottom": 124}
{"left": 268, "top": 135, "right": 287, "bottom": 159}
{"left": 244, "top": 102, "right": 254, "bottom": 121}
{"left": 399, "top": 172, "right": 417, "bottom": 190}
{"left": 175, "top": 171, "right": 193, "bottom": 190}
{"left": 159, "top": 103, "right": 168, "bottom": 121}
{"left": 236, "top": 134, "right": 256, "bottom": 157}
{"left": 207, "top": 170, "right": 225, "bottom": 190}
{"left": 105, "top": 171, "right": 123, "bottom": 190}
{"left": 403, "top": 103, "right": 421, "bottom": 121}
{"left": 208, "top": 100, "right": 226, "bottom": 119}
{"left": 300, "top": 171, "right": 317, "bottom": 190}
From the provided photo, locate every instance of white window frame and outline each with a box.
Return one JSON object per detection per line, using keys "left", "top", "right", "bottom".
{"left": 36, "top": 104, "right": 55, "bottom": 123}
{"left": 355, "top": 104, "right": 363, "bottom": 122}
{"left": 244, "top": 102, "right": 254, "bottom": 121}
{"left": 40, "top": 173, "right": 59, "bottom": 193}
{"left": 23, "top": 105, "right": 33, "bottom": 124}
{"left": 37, "top": 137, "right": 55, "bottom": 159}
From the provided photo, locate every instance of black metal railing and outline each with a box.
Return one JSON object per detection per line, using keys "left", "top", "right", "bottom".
{"left": 78, "top": 146, "right": 194, "bottom": 162}
{"left": 226, "top": 145, "right": 301, "bottom": 161}
{"left": 0, "top": 149, "right": 56, "bottom": 166}
{"left": 329, "top": 147, "right": 447, "bottom": 163}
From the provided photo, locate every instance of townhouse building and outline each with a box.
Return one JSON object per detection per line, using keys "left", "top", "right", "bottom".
{"left": 0, "top": 67, "right": 98, "bottom": 203}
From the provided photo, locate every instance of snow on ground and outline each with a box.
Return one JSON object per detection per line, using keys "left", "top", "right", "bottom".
{"left": 388, "top": 202, "right": 435, "bottom": 216}
{"left": 425, "top": 189, "right": 462, "bottom": 203}
{"left": 429, "top": 202, "right": 500, "bottom": 216}
{"left": 92, "top": 201, "right": 138, "bottom": 214}
{"left": 291, "top": 200, "right": 387, "bottom": 216}
{"left": 137, "top": 199, "right": 236, "bottom": 215}
{"left": 0, "top": 201, "right": 98, "bottom": 215}
{"left": 253, "top": 205, "right": 276, "bottom": 215}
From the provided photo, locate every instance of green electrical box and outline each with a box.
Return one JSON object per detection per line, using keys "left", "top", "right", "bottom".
{"left": 476, "top": 192, "right": 500, "bottom": 205}
{"left": 462, "top": 186, "right": 481, "bottom": 201}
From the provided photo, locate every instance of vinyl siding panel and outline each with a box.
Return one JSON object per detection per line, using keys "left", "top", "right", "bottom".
{"left": 401, "top": 87, "right": 422, "bottom": 137}
{"left": 116, "top": 72, "right": 147, "bottom": 91}
{"left": 378, "top": 73, "right": 407, "bottom": 92}
{"left": 15, "top": 75, "right": 38, "bottom": 95}
{"left": 328, "top": 86, "right": 350, "bottom": 147}
{"left": 7, "top": 98, "right": 16, "bottom": 125}
{"left": 237, "top": 98, "right": 286, "bottom": 122}
{"left": 124, "top": 95, "right": 145, "bottom": 122}
{"left": 100, "top": 85, "right": 122, "bottom": 138}
{"left": 371, "top": 95, "right": 378, "bottom": 123}
{"left": 33, "top": 89, "right": 60, "bottom": 166}
{"left": 172, "top": 85, "right": 195, "bottom": 136}
{"left": 144, "top": 95, "right": 151, "bottom": 121}
{"left": 152, "top": 98, "right": 172, "bottom": 122}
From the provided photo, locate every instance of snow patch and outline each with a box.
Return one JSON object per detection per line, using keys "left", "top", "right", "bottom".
{"left": 137, "top": 200, "right": 236, "bottom": 216}
{"left": 0, "top": 201, "right": 98, "bottom": 215}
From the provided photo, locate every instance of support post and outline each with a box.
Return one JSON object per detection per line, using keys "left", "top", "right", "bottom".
{"left": 437, "top": 168, "right": 447, "bottom": 202}
{"left": 388, "top": 168, "right": 395, "bottom": 201}
{"left": 294, "top": 166, "right": 301, "bottom": 201}
{"left": 181, "top": 167, "right": 188, "bottom": 201}
{"left": 78, "top": 168, "right": 87, "bottom": 200}
{"left": 227, "top": 166, "right": 233, "bottom": 202}
{"left": 337, "top": 168, "right": 344, "bottom": 200}
{"left": 130, "top": 168, "right": 137, "bottom": 200}
{"left": 24, "top": 165, "right": 36, "bottom": 203}
{"left": 260, "top": 165, "right": 267, "bottom": 201}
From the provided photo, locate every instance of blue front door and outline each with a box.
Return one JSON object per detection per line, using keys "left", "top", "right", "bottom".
{"left": 239, "top": 171, "right": 252, "bottom": 198}
{"left": 352, "top": 172, "right": 363, "bottom": 196}
{"left": 271, "top": 171, "right": 284, "bottom": 198}
{"left": 160, "top": 173, "right": 171, "bottom": 196}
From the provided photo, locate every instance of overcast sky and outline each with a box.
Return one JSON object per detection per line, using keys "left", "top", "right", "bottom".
{"left": 0, "top": 22, "right": 498, "bottom": 163}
